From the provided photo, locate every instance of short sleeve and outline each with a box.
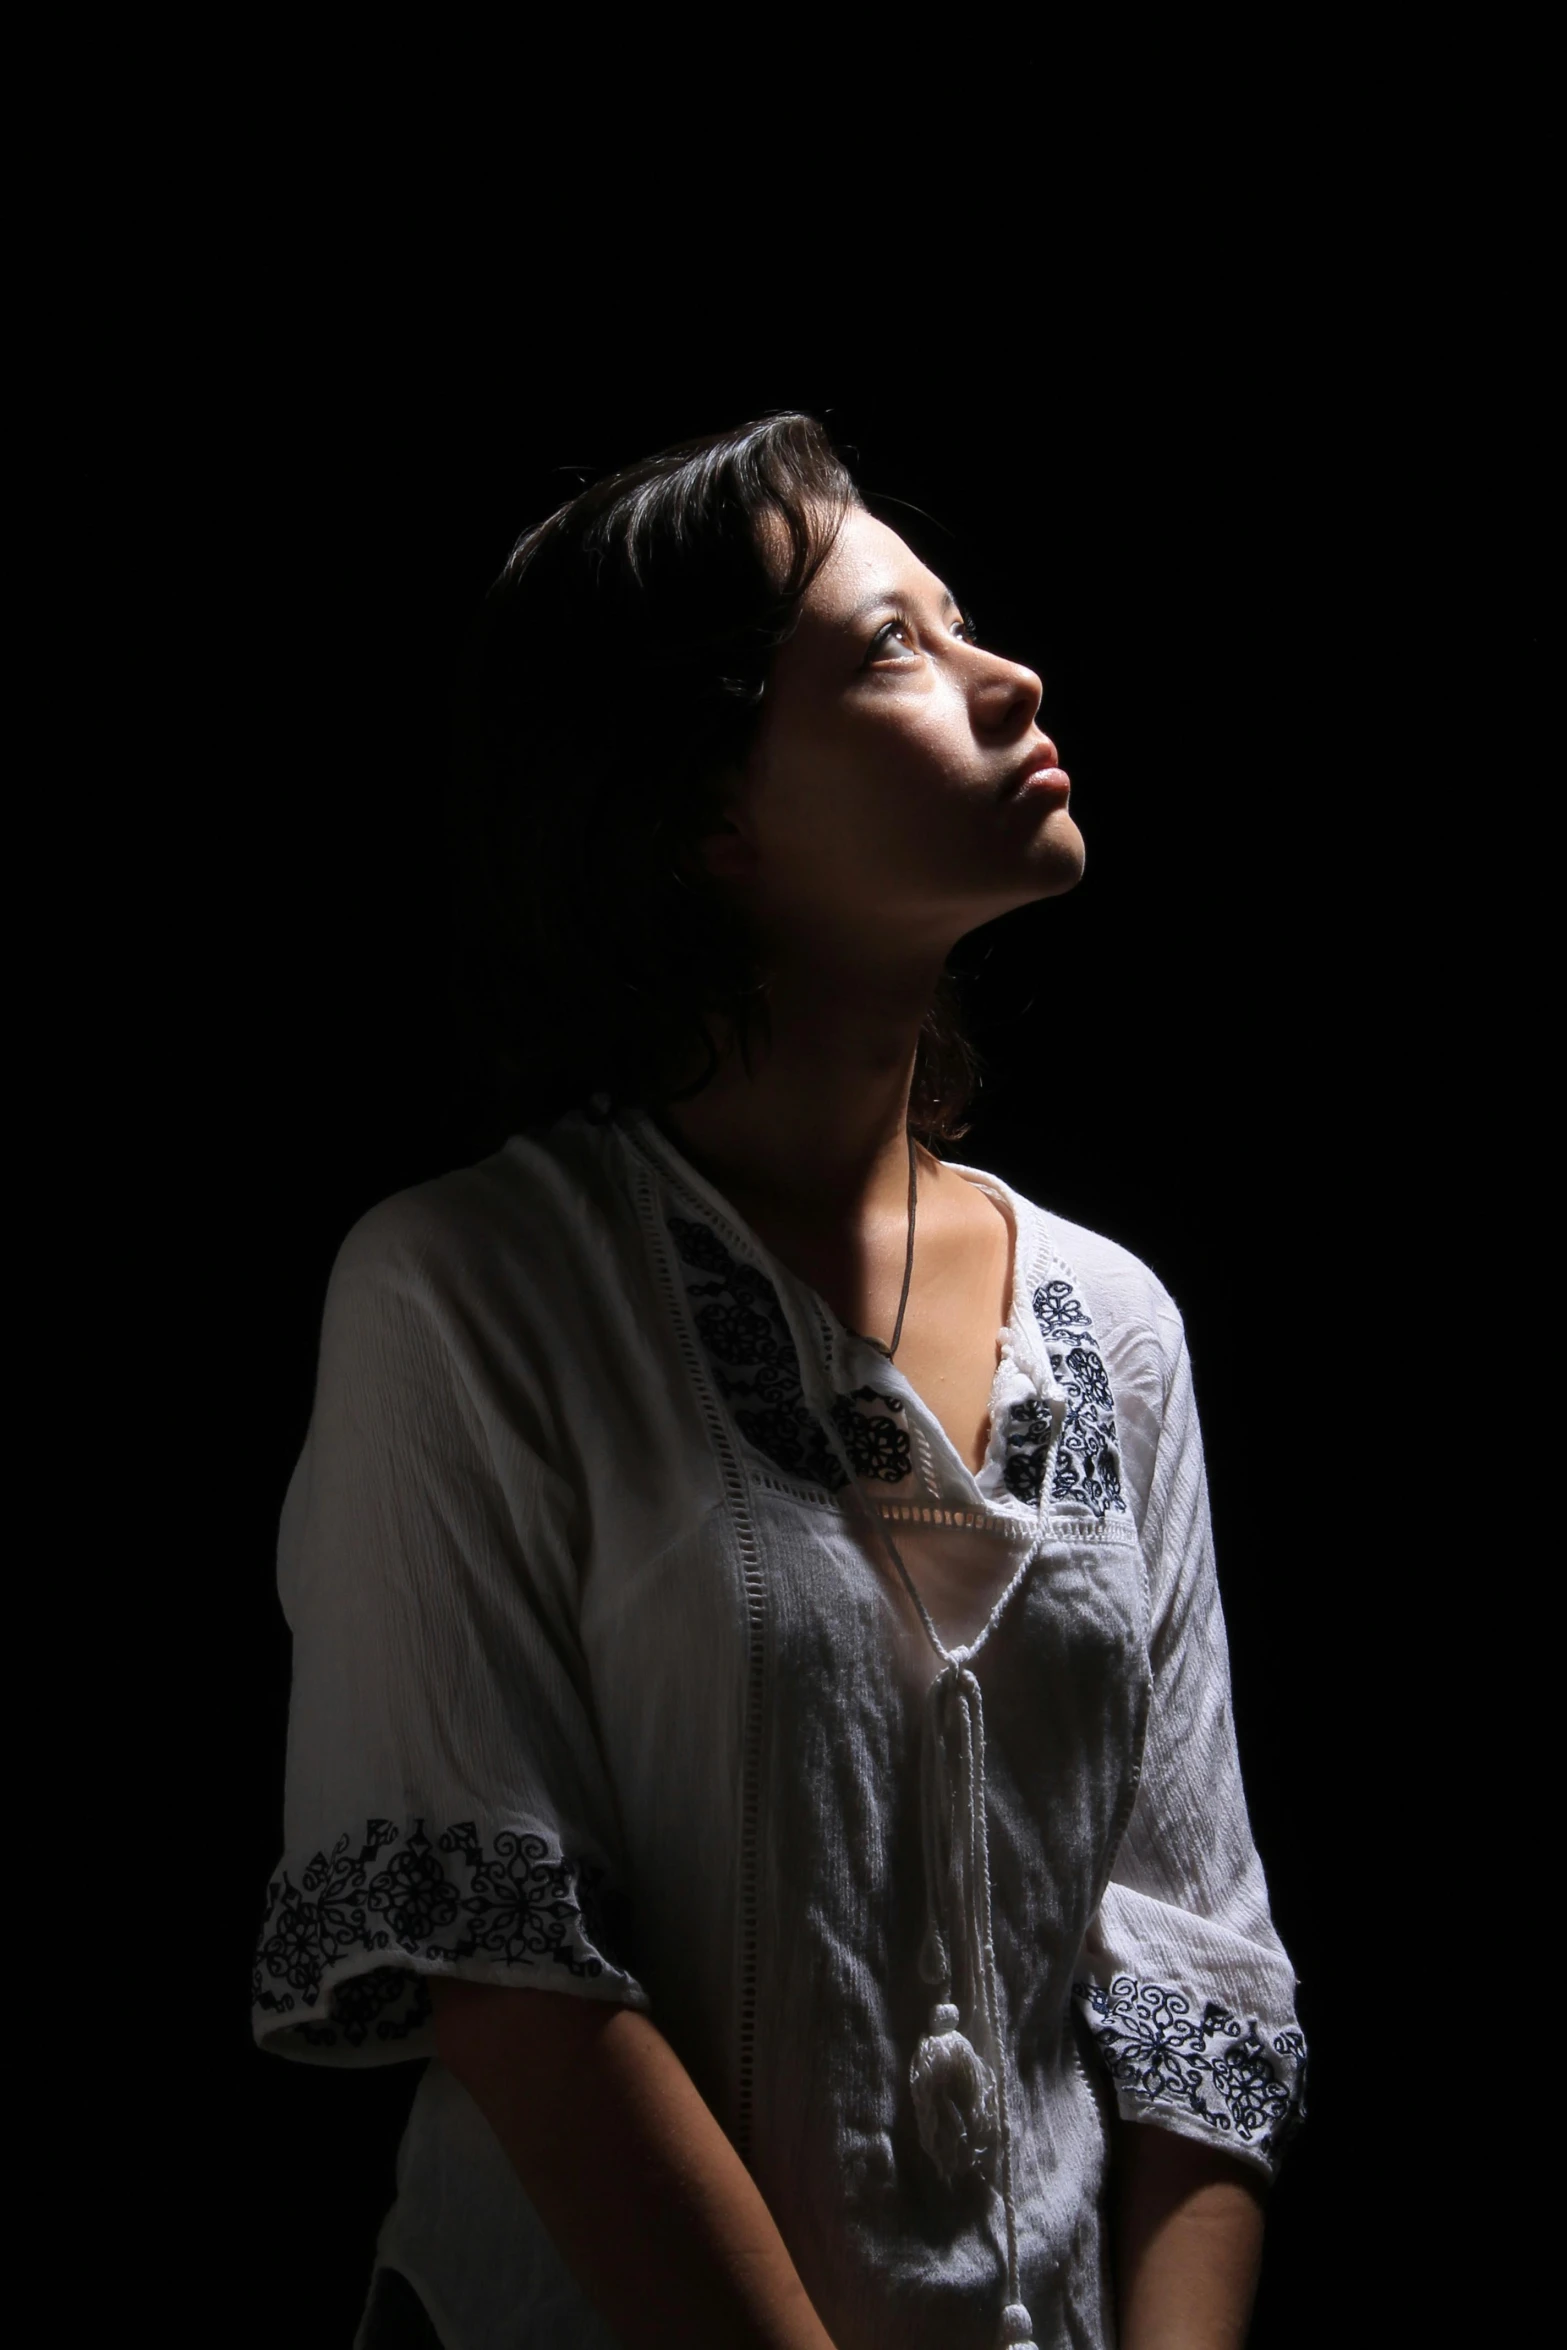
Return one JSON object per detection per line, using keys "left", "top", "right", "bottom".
{"left": 1072, "top": 1312, "right": 1306, "bottom": 2177}
{"left": 251, "top": 1196, "right": 649, "bottom": 2067}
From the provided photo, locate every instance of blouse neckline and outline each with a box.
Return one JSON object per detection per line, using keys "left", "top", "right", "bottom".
{"left": 607, "top": 1107, "right": 1050, "bottom": 1514}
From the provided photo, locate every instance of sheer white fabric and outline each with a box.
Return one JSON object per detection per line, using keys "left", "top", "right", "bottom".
{"left": 252, "top": 1107, "right": 1304, "bottom": 2350}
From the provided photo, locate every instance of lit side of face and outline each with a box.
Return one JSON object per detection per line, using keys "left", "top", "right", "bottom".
{"left": 697, "top": 507, "right": 1085, "bottom": 964}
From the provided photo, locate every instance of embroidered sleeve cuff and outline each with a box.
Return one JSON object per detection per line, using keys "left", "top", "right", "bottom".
{"left": 1072, "top": 1884, "right": 1306, "bottom": 2176}
{"left": 251, "top": 1817, "right": 649, "bottom": 2066}
{"left": 1072, "top": 1971, "right": 1306, "bottom": 2177}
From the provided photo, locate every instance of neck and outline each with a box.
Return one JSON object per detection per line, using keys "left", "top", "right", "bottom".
{"left": 645, "top": 946, "right": 946, "bottom": 1231}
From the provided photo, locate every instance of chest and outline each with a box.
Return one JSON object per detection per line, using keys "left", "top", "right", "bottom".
{"left": 754, "top": 1184, "right": 1015, "bottom": 1479}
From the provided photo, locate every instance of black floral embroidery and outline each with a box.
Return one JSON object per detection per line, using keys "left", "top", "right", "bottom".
{"left": 252, "top": 1820, "right": 629, "bottom": 2051}
{"left": 1032, "top": 1279, "right": 1126, "bottom": 1516}
{"left": 667, "top": 1210, "right": 1136, "bottom": 1513}
{"left": 667, "top": 1215, "right": 910, "bottom": 1488}
{"left": 1001, "top": 1393, "right": 1054, "bottom": 1506}
{"left": 829, "top": 1386, "right": 913, "bottom": 1482}
{"left": 1074, "top": 1976, "right": 1306, "bottom": 2154}
{"left": 299, "top": 1965, "right": 430, "bottom": 2049}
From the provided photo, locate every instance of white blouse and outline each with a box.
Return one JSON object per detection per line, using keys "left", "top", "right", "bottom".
{"left": 252, "top": 1105, "right": 1305, "bottom": 2350}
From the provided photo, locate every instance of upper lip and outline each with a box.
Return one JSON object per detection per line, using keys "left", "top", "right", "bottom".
{"left": 1006, "top": 741, "right": 1066, "bottom": 795}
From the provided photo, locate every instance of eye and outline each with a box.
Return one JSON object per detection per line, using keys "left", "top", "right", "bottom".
{"left": 865, "top": 611, "right": 980, "bottom": 664}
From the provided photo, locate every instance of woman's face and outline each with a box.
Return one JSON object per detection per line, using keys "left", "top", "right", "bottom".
{"left": 698, "top": 506, "right": 1084, "bottom": 963}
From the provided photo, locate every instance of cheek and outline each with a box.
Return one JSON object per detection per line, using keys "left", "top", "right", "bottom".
{"left": 749, "top": 702, "right": 976, "bottom": 884}
{"left": 811, "top": 711, "right": 960, "bottom": 819}
{"left": 865, "top": 694, "right": 977, "bottom": 801}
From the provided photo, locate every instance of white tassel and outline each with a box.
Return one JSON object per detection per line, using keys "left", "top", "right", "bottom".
{"left": 997, "top": 2302, "right": 1037, "bottom": 2347}
{"left": 909, "top": 2000, "right": 998, "bottom": 2181}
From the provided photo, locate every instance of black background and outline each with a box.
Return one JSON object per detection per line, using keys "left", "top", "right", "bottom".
{"left": 173, "top": 215, "right": 1545, "bottom": 2345}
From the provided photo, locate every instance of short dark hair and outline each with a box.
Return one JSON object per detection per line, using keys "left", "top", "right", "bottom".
{"left": 445, "top": 411, "right": 984, "bottom": 1152}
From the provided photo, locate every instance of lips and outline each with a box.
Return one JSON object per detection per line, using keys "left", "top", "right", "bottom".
{"left": 1010, "top": 763, "right": 1071, "bottom": 800}
{"left": 1006, "top": 737, "right": 1067, "bottom": 797}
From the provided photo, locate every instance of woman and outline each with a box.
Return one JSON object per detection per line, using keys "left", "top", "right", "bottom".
{"left": 252, "top": 412, "right": 1306, "bottom": 2349}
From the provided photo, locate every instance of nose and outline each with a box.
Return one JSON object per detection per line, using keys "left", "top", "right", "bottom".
{"left": 979, "top": 650, "right": 1046, "bottom": 746}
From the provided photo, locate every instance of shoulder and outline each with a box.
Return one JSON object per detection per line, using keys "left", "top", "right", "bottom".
{"left": 307, "top": 1121, "right": 629, "bottom": 1481}
{"left": 326, "top": 1116, "right": 620, "bottom": 1323}
{"left": 954, "top": 1172, "right": 1197, "bottom": 1532}
{"left": 946, "top": 1154, "right": 1188, "bottom": 1388}
{"left": 1028, "top": 1203, "right": 1186, "bottom": 1389}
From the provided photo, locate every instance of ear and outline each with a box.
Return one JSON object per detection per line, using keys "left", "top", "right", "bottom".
{"left": 694, "top": 813, "right": 758, "bottom": 884}
{"left": 677, "top": 754, "right": 758, "bottom": 886}
{"left": 681, "top": 794, "right": 765, "bottom": 892}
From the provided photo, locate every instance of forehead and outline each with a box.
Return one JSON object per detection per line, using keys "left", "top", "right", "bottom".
{"left": 802, "top": 507, "right": 949, "bottom": 625}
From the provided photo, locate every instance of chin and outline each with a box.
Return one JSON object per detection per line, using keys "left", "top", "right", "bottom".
{"left": 1034, "top": 811, "right": 1086, "bottom": 887}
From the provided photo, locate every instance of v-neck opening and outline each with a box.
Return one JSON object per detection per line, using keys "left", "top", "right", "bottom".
{"left": 858, "top": 1171, "right": 1024, "bottom": 1498}
{"left": 611, "top": 1108, "right": 1046, "bottom": 1516}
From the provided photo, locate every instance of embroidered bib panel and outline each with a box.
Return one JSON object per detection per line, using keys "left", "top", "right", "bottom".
{"left": 661, "top": 1194, "right": 1128, "bottom": 1527}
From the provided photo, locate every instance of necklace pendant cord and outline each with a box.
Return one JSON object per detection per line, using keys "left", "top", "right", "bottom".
{"left": 849, "top": 1124, "right": 920, "bottom": 1363}
{"left": 887, "top": 1121, "right": 918, "bottom": 1362}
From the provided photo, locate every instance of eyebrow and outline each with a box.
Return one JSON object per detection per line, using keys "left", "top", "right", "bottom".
{"left": 843, "top": 583, "right": 966, "bottom": 633}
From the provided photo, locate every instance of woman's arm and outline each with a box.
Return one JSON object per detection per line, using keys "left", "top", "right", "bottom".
{"left": 430, "top": 1979, "right": 838, "bottom": 2350}
{"left": 1112, "top": 2120, "right": 1268, "bottom": 2350}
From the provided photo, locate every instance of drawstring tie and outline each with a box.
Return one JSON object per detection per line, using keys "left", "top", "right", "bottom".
{"left": 804, "top": 1347, "right": 1046, "bottom": 2350}
{"left": 911, "top": 1654, "right": 1000, "bottom": 2184}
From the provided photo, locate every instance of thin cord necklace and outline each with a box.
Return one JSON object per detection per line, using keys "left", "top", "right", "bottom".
{"left": 849, "top": 1124, "right": 919, "bottom": 1362}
